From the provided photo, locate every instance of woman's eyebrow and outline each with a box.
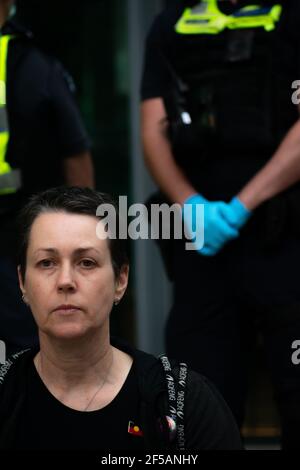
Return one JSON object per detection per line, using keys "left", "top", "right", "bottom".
{"left": 73, "top": 247, "right": 101, "bottom": 255}
{"left": 33, "top": 247, "right": 101, "bottom": 255}
{"left": 33, "top": 248, "right": 58, "bottom": 255}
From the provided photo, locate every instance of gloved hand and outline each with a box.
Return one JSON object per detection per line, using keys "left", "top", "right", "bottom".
{"left": 183, "top": 194, "right": 240, "bottom": 256}
{"left": 222, "top": 196, "right": 252, "bottom": 230}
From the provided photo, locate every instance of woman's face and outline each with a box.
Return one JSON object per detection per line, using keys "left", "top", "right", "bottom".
{"left": 18, "top": 212, "right": 128, "bottom": 340}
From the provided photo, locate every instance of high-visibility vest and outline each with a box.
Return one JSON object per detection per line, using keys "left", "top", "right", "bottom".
{"left": 175, "top": 0, "right": 282, "bottom": 35}
{"left": 0, "top": 34, "right": 21, "bottom": 195}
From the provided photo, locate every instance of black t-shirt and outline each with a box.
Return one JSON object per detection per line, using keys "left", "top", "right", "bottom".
{"left": 14, "top": 358, "right": 145, "bottom": 451}
{"left": 0, "top": 342, "right": 243, "bottom": 450}
{"left": 141, "top": 0, "right": 300, "bottom": 199}
{"left": 0, "top": 19, "right": 90, "bottom": 255}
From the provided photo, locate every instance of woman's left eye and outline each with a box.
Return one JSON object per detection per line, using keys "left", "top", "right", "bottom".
{"left": 39, "top": 259, "right": 55, "bottom": 268}
{"left": 80, "top": 259, "right": 96, "bottom": 268}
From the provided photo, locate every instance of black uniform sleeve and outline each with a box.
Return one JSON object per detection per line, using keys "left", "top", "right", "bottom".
{"left": 47, "top": 60, "right": 91, "bottom": 158}
{"left": 185, "top": 370, "right": 243, "bottom": 450}
{"left": 140, "top": 14, "right": 173, "bottom": 101}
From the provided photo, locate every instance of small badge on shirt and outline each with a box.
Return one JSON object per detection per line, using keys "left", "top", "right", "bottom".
{"left": 128, "top": 421, "right": 143, "bottom": 437}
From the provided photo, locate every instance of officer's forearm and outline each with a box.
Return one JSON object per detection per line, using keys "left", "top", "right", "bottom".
{"left": 141, "top": 101, "right": 197, "bottom": 206}
{"left": 237, "top": 119, "right": 300, "bottom": 210}
{"left": 63, "top": 151, "right": 95, "bottom": 189}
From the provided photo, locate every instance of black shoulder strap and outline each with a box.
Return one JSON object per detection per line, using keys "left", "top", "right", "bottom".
{"left": 159, "top": 355, "right": 187, "bottom": 451}
{"left": 138, "top": 353, "right": 188, "bottom": 451}
{"left": 0, "top": 349, "right": 29, "bottom": 387}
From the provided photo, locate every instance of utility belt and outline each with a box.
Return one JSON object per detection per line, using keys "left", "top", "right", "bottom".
{"left": 164, "top": 64, "right": 282, "bottom": 167}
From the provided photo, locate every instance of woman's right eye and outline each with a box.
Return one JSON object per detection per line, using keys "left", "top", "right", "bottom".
{"left": 38, "top": 259, "right": 55, "bottom": 268}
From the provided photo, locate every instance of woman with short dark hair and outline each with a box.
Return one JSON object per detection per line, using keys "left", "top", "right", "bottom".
{"left": 0, "top": 186, "right": 242, "bottom": 451}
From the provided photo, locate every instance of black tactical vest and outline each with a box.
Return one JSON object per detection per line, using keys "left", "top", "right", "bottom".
{"left": 163, "top": 2, "right": 298, "bottom": 168}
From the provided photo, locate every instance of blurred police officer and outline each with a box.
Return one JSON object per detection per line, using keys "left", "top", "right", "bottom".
{"left": 141, "top": 0, "right": 300, "bottom": 448}
{"left": 0, "top": 0, "right": 94, "bottom": 357}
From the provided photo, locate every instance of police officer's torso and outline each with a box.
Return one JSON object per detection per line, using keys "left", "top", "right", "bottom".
{"left": 2, "top": 21, "right": 61, "bottom": 202}
{"left": 147, "top": 0, "right": 299, "bottom": 199}
{"left": 0, "top": 19, "right": 89, "bottom": 256}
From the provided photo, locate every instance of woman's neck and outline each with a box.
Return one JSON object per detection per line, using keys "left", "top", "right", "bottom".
{"left": 36, "top": 328, "right": 113, "bottom": 390}
{"left": 34, "top": 330, "right": 133, "bottom": 412}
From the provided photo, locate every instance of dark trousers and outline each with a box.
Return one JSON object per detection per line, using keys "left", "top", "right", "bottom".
{"left": 165, "top": 228, "right": 300, "bottom": 449}
{"left": 0, "top": 256, "right": 38, "bottom": 358}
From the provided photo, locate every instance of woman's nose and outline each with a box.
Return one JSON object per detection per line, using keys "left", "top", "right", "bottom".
{"left": 57, "top": 264, "right": 76, "bottom": 292}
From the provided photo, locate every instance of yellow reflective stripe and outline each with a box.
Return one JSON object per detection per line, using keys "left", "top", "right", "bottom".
{"left": 176, "top": 0, "right": 228, "bottom": 35}
{"left": 0, "top": 132, "right": 9, "bottom": 167}
{"left": 175, "top": 1, "right": 282, "bottom": 35}
{"left": 0, "top": 35, "right": 11, "bottom": 105}
{"left": 176, "top": 7, "right": 227, "bottom": 35}
{"left": 0, "top": 35, "right": 14, "bottom": 183}
{"left": 0, "top": 35, "right": 10, "bottom": 81}
{"left": 0, "top": 82, "right": 5, "bottom": 105}
{"left": 227, "top": 5, "right": 282, "bottom": 32}
{"left": 205, "top": 0, "right": 218, "bottom": 12}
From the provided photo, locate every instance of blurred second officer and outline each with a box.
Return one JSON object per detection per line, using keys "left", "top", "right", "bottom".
{"left": 0, "top": 0, "right": 94, "bottom": 357}
{"left": 141, "top": 0, "right": 300, "bottom": 448}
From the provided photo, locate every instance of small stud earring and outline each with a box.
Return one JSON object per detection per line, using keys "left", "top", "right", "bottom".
{"left": 114, "top": 299, "right": 120, "bottom": 306}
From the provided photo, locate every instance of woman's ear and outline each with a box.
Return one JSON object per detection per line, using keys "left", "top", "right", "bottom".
{"left": 114, "top": 264, "right": 129, "bottom": 304}
{"left": 17, "top": 265, "right": 26, "bottom": 296}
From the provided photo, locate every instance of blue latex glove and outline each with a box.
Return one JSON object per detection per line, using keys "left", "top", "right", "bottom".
{"left": 221, "top": 197, "right": 252, "bottom": 230}
{"left": 183, "top": 194, "right": 239, "bottom": 256}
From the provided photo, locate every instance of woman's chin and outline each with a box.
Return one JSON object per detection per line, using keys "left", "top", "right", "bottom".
{"left": 46, "top": 322, "right": 90, "bottom": 340}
